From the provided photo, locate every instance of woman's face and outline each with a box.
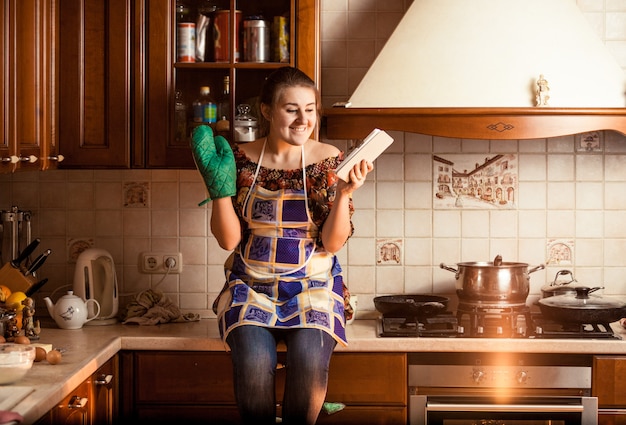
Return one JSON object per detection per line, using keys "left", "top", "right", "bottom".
{"left": 263, "top": 86, "right": 317, "bottom": 146}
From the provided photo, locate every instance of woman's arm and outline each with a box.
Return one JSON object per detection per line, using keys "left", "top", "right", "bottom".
{"left": 210, "top": 197, "right": 242, "bottom": 251}
{"left": 321, "top": 159, "right": 372, "bottom": 253}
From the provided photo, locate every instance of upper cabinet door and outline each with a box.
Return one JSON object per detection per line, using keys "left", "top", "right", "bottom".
{"left": 144, "top": 0, "right": 320, "bottom": 169}
{"left": 58, "top": 0, "right": 131, "bottom": 168}
{"left": 1, "top": 0, "right": 58, "bottom": 173}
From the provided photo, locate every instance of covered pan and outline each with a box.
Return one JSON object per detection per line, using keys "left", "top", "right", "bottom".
{"left": 374, "top": 294, "right": 449, "bottom": 317}
{"left": 537, "top": 286, "right": 626, "bottom": 324}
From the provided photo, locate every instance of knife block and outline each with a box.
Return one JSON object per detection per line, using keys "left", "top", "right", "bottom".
{"left": 0, "top": 263, "right": 34, "bottom": 293}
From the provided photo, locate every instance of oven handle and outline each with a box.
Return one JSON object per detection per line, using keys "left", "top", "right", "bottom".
{"left": 427, "top": 403, "right": 584, "bottom": 413}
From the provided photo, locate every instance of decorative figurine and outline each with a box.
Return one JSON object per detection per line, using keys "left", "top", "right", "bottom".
{"left": 21, "top": 297, "right": 40, "bottom": 340}
{"left": 536, "top": 74, "right": 550, "bottom": 106}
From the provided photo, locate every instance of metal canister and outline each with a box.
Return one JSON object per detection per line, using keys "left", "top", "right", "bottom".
{"left": 213, "top": 10, "right": 242, "bottom": 63}
{"left": 243, "top": 19, "right": 270, "bottom": 62}
{"left": 177, "top": 22, "right": 196, "bottom": 63}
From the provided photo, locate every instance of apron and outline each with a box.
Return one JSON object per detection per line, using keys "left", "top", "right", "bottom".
{"left": 216, "top": 141, "right": 347, "bottom": 347}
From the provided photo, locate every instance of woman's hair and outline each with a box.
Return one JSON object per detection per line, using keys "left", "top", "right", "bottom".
{"left": 258, "top": 66, "right": 321, "bottom": 137}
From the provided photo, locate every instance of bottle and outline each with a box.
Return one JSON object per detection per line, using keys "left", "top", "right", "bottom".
{"left": 174, "top": 90, "right": 188, "bottom": 143}
{"left": 216, "top": 76, "right": 230, "bottom": 133}
{"left": 192, "top": 86, "right": 216, "bottom": 125}
{"left": 176, "top": 1, "right": 195, "bottom": 63}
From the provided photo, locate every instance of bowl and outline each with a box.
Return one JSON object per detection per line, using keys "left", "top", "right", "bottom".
{"left": 0, "top": 343, "right": 35, "bottom": 385}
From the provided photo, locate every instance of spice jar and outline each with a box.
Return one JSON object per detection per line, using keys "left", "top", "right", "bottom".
{"left": 234, "top": 104, "right": 258, "bottom": 142}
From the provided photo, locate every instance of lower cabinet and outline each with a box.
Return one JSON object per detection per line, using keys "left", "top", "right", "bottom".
{"left": 35, "top": 355, "right": 118, "bottom": 425}
{"left": 593, "top": 356, "right": 626, "bottom": 425}
{"left": 119, "top": 351, "right": 407, "bottom": 424}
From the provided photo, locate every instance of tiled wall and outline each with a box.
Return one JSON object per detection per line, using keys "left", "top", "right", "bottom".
{"left": 1, "top": 0, "right": 625, "bottom": 320}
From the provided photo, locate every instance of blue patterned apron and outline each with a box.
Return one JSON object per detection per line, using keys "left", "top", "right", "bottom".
{"left": 215, "top": 141, "right": 347, "bottom": 346}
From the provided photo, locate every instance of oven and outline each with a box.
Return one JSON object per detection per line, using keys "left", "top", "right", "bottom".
{"left": 408, "top": 352, "right": 597, "bottom": 425}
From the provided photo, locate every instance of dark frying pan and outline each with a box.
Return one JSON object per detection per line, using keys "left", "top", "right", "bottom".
{"left": 374, "top": 294, "right": 449, "bottom": 317}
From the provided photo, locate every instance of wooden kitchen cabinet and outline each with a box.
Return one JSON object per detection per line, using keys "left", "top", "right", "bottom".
{"left": 34, "top": 355, "right": 119, "bottom": 425}
{"left": 593, "top": 356, "right": 626, "bottom": 424}
{"left": 119, "top": 351, "right": 406, "bottom": 424}
{"left": 144, "top": 0, "right": 320, "bottom": 168}
{"left": 57, "top": 0, "right": 318, "bottom": 169}
{"left": 0, "top": 0, "right": 59, "bottom": 174}
{"left": 57, "top": 0, "right": 132, "bottom": 168}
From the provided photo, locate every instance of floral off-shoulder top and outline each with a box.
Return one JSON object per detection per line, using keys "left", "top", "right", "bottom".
{"left": 231, "top": 145, "right": 354, "bottom": 245}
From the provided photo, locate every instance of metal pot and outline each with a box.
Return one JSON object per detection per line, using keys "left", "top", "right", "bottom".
{"left": 440, "top": 255, "right": 544, "bottom": 304}
{"left": 537, "top": 286, "right": 626, "bottom": 324}
{"left": 541, "top": 269, "right": 578, "bottom": 298}
{"left": 374, "top": 294, "right": 449, "bottom": 318}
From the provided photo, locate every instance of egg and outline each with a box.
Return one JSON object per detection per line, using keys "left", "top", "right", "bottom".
{"left": 46, "top": 349, "right": 62, "bottom": 365}
{"left": 14, "top": 335, "right": 30, "bottom": 345}
{"left": 34, "top": 347, "right": 47, "bottom": 362}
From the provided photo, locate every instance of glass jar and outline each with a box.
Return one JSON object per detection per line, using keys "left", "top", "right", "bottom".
{"left": 233, "top": 104, "right": 258, "bottom": 142}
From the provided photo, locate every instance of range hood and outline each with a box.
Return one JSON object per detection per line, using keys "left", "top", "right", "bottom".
{"left": 324, "top": 0, "right": 626, "bottom": 140}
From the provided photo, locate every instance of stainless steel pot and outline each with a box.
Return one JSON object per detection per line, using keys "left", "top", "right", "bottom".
{"left": 440, "top": 255, "right": 545, "bottom": 304}
{"left": 541, "top": 269, "right": 578, "bottom": 298}
{"left": 537, "top": 286, "right": 626, "bottom": 324}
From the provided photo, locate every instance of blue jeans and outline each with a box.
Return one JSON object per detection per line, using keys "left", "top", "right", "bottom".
{"left": 226, "top": 325, "right": 337, "bottom": 425}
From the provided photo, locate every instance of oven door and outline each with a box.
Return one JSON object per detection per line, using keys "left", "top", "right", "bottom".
{"left": 410, "top": 395, "right": 598, "bottom": 425}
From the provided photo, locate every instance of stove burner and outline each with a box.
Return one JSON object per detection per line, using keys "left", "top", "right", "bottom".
{"left": 532, "top": 314, "right": 621, "bottom": 339}
{"left": 456, "top": 303, "right": 533, "bottom": 338}
{"left": 379, "top": 312, "right": 459, "bottom": 337}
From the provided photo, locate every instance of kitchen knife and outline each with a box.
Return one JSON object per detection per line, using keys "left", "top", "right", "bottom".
{"left": 9, "top": 238, "right": 40, "bottom": 269}
{"left": 25, "top": 278, "right": 49, "bottom": 297}
{"left": 24, "top": 249, "right": 51, "bottom": 277}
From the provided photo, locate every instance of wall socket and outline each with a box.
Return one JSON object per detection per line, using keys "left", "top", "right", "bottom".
{"left": 140, "top": 252, "right": 183, "bottom": 274}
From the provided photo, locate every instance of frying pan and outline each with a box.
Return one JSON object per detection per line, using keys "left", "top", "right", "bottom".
{"left": 538, "top": 286, "right": 626, "bottom": 324}
{"left": 374, "top": 294, "right": 449, "bottom": 317}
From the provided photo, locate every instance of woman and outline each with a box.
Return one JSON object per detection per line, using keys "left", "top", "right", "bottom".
{"left": 192, "top": 66, "right": 372, "bottom": 425}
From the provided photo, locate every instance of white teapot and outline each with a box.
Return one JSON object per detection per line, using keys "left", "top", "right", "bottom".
{"left": 44, "top": 291, "right": 101, "bottom": 329}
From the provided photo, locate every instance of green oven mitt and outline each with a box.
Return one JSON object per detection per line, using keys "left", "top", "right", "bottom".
{"left": 191, "top": 125, "right": 236, "bottom": 206}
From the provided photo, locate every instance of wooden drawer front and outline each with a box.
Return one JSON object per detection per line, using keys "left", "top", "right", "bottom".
{"left": 134, "top": 352, "right": 235, "bottom": 404}
{"left": 594, "top": 356, "right": 626, "bottom": 406}
{"left": 325, "top": 353, "right": 407, "bottom": 405}
{"left": 599, "top": 412, "right": 626, "bottom": 425}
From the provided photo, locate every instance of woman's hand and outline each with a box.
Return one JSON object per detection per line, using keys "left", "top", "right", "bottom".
{"left": 321, "top": 159, "right": 373, "bottom": 253}
{"left": 338, "top": 159, "right": 373, "bottom": 194}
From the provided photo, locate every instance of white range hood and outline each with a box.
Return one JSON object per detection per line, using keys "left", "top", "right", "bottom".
{"left": 325, "top": 0, "right": 626, "bottom": 140}
{"left": 349, "top": 0, "right": 625, "bottom": 108}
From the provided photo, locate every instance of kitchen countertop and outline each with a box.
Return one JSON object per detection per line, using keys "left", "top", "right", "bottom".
{"left": 8, "top": 318, "right": 626, "bottom": 424}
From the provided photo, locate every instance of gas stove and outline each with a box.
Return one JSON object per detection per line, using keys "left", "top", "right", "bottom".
{"left": 378, "top": 307, "right": 622, "bottom": 339}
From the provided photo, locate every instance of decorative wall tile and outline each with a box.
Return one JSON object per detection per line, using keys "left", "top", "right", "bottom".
{"left": 376, "top": 238, "right": 402, "bottom": 265}
{"left": 123, "top": 182, "right": 149, "bottom": 207}
{"left": 546, "top": 239, "right": 574, "bottom": 265}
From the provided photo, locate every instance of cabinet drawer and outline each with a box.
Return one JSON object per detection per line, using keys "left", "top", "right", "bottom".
{"left": 594, "top": 356, "right": 626, "bottom": 406}
{"left": 134, "top": 351, "right": 235, "bottom": 404}
{"left": 325, "top": 353, "right": 407, "bottom": 405}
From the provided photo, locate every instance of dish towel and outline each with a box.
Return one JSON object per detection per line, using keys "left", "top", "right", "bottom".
{"left": 122, "top": 289, "right": 200, "bottom": 325}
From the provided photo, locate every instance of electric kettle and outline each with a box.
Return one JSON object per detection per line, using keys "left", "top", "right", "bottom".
{"left": 73, "top": 248, "right": 119, "bottom": 325}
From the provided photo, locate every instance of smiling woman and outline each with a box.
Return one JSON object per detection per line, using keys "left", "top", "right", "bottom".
{"left": 191, "top": 66, "right": 373, "bottom": 425}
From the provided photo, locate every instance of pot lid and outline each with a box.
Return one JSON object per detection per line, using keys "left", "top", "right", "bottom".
{"left": 541, "top": 269, "right": 578, "bottom": 293}
{"left": 539, "top": 287, "right": 626, "bottom": 310}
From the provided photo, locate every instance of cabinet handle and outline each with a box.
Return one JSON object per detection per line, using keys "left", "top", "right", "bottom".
{"left": 46, "top": 154, "right": 65, "bottom": 163}
{"left": 95, "top": 374, "right": 113, "bottom": 385}
{"left": 1, "top": 155, "right": 19, "bottom": 164}
{"left": 18, "top": 155, "right": 38, "bottom": 163}
{"left": 67, "top": 396, "right": 88, "bottom": 409}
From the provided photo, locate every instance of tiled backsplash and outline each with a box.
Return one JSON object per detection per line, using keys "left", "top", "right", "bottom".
{"left": 1, "top": 0, "right": 626, "bottom": 319}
